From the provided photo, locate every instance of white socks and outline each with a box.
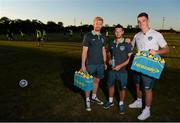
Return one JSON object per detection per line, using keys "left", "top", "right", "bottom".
{"left": 109, "top": 97, "right": 113, "bottom": 103}
{"left": 86, "top": 97, "right": 90, "bottom": 102}
{"left": 119, "top": 101, "right": 124, "bottom": 105}
{"left": 86, "top": 97, "right": 90, "bottom": 107}
{"left": 92, "top": 93, "right": 96, "bottom": 100}
{"left": 145, "top": 106, "right": 150, "bottom": 111}
{"left": 137, "top": 98, "right": 142, "bottom": 102}
{"left": 109, "top": 97, "right": 124, "bottom": 105}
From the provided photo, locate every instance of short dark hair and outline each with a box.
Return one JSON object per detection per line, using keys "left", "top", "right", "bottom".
{"left": 115, "top": 24, "right": 124, "bottom": 31}
{"left": 137, "top": 12, "right": 149, "bottom": 20}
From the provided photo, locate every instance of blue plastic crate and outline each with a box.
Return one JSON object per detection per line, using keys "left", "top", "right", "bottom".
{"left": 131, "top": 51, "right": 165, "bottom": 79}
{"left": 74, "top": 71, "right": 93, "bottom": 91}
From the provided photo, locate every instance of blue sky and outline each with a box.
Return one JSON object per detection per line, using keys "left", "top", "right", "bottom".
{"left": 0, "top": 0, "right": 180, "bottom": 30}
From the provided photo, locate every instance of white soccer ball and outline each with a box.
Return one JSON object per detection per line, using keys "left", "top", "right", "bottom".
{"left": 19, "top": 79, "right": 28, "bottom": 88}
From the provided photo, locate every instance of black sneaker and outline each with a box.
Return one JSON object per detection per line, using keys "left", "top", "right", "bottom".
{"left": 103, "top": 101, "right": 114, "bottom": 109}
{"left": 91, "top": 97, "right": 104, "bottom": 105}
{"left": 119, "top": 104, "right": 125, "bottom": 114}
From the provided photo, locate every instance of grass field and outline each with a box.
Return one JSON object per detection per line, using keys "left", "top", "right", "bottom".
{"left": 0, "top": 33, "right": 180, "bottom": 121}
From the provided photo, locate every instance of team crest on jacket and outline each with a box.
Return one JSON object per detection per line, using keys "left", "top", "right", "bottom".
{"left": 148, "top": 36, "right": 153, "bottom": 41}
{"left": 120, "top": 46, "right": 125, "bottom": 51}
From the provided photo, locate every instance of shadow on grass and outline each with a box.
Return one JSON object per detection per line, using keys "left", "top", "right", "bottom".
{"left": 59, "top": 56, "right": 138, "bottom": 104}
{"left": 59, "top": 56, "right": 85, "bottom": 97}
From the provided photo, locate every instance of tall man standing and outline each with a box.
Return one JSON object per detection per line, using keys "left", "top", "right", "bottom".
{"left": 81, "top": 16, "right": 107, "bottom": 111}
{"left": 129, "top": 12, "right": 170, "bottom": 120}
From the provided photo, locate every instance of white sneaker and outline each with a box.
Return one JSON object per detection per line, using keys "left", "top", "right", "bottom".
{"left": 137, "top": 109, "right": 150, "bottom": 121}
{"left": 128, "top": 100, "right": 142, "bottom": 108}
{"left": 86, "top": 101, "right": 91, "bottom": 111}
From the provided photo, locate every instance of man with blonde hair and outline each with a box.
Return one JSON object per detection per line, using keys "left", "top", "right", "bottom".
{"left": 81, "top": 16, "right": 107, "bottom": 111}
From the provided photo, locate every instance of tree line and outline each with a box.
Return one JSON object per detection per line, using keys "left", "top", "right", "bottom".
{"left": 0, "top": 16, "right": 178, "bottom": 35}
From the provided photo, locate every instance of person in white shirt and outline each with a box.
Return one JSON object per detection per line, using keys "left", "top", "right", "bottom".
{"left": 129, "top": 12, "right": 170, "bottom": 121}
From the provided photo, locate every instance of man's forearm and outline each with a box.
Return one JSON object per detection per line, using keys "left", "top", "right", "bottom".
{"left": 82, "top": 52, "right": 87, "bottom": 66}
{"left": 157, "top": 46, "right": 170, "bottom": 55}
{"left": 82, "top": 47, "right": 88, "bottom": 66}
{"left": 117, "top": 54, "right": 131, "bottom": 68}
{"left": 117, "top": 59, "right": 129, "bottom": 68}
{"left": 102, "top": 47, "right": 107, "bottom": 63}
